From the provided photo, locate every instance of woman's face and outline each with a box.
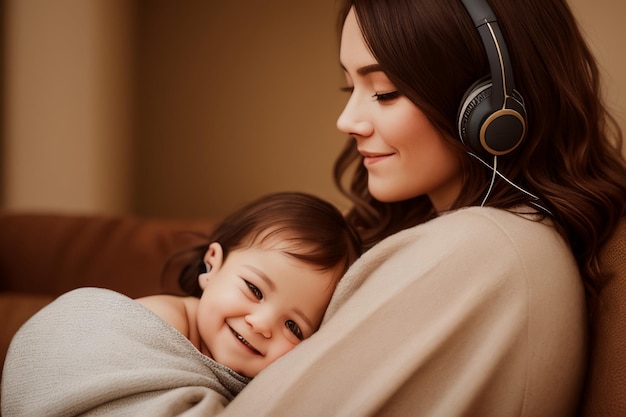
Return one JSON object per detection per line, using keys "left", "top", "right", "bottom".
{"left": 337, "top": 8, "right": 463, "bottom": 212}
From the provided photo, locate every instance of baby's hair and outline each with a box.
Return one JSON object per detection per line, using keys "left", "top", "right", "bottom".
{"left": 179, "top": 192, "right": 361, "bottom": 297}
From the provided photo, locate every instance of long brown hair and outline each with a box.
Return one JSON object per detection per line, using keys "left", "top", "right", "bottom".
{"left": 178, "top": 192, "right": 361, "bottom": 297}
{"left": 334, "top": 0, "right": 626, "bottom": 297}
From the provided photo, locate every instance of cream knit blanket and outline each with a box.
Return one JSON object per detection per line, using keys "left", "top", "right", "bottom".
{"left": 1, "top": 287, "right": 249, "bottom": 417}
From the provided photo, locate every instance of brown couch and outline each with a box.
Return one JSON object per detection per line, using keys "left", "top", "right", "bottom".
{"left": 1, "top": 211, "right": 624, "bottom": 416}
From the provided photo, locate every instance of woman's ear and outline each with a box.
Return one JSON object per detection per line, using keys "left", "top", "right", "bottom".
{"left": 199, "top": 242, "right": 224, "bottom": 290}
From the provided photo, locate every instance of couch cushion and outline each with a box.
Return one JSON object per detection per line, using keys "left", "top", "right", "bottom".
{"left": 0, "top": 213, "right": 217, "bottom": 298}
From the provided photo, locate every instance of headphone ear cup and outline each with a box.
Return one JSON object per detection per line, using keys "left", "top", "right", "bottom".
{"left": 458, "top": 78, "right": 527, "bottom": 156}
{"left": 458, "top": 78, "right": 493, "bottom": 153}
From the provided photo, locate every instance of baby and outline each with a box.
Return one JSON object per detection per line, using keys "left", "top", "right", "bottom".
{"left": 137, "top": 191, "right": 361, "bottom": 378}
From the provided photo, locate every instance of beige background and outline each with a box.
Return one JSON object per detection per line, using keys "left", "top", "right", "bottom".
{"left": 1, "top": 0, "right": 625, "bottom": 219}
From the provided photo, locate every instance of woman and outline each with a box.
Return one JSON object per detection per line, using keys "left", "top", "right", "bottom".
{"left": 222, "top": 0, "right": 626, "bottom": 416}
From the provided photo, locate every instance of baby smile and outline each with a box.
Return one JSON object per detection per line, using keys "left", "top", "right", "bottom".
{"left": 230, "top": 326, "right": 263, "bottom": 356}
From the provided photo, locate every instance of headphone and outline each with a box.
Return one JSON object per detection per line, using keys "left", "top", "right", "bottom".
{"left": 457, "top": 0, "right": 527, "bottom": 156}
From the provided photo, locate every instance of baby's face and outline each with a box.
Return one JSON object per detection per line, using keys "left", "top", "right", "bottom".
{"left": 196, "top": 243, "right": 338, "bottom": 377}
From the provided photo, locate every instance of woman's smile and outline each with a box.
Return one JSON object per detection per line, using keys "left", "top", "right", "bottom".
{"left": 359, "top": 150, "right": 395, "bottom": 167}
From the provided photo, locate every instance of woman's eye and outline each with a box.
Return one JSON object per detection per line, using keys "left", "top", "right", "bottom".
{"left": 245, "top": 281, "right": 263, "bottom": 300}
{"left": 372, "top": 91, "right": 400, "bottom": 102}
{"left": 285, "top": 320, "right": 303, "bottom": 341}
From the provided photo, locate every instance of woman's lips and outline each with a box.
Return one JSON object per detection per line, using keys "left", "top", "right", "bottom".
{"left": 360, "top": 151, "right": 394, "bottom": 166}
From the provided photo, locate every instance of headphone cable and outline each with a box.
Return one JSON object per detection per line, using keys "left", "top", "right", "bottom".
{"left": 468, "top": 152, "right": 553, "bottom": 216}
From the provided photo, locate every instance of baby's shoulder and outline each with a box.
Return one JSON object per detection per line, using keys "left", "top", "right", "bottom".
{"left": 135, "top": 294, "right": 198, "bottom": 337}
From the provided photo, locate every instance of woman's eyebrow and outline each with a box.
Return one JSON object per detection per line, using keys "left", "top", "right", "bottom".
{"left": 357, "top": 64, "right": 384, "bottom": 75}
{"left": 340, "top": 63, "right": 384, "bottom": 76}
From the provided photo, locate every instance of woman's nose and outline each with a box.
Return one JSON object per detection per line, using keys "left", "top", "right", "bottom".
{"left": 336, "top": 94, "right": 374, "bottom": 137}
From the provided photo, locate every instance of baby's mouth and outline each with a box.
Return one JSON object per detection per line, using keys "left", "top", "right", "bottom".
{"left": 230, "top": 327, "right": 262, "bottom": 356}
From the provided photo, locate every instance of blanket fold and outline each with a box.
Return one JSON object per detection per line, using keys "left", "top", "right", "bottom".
{"left": 2, "top": 287, "right": 249, "bottom": 417}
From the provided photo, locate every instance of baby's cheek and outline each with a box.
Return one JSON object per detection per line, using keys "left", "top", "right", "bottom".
{"left": 267, "top": 338, "right": 300, "bottom": 364}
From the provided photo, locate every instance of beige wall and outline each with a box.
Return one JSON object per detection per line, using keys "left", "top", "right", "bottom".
{"left": 131, "top": 0, "right": 348, "bottom": 218}
{"left": 2, "top": 0, "right": 133, "bottom": 213}
{"left": 2, "top": 0, "right": 625, "bottom": 218}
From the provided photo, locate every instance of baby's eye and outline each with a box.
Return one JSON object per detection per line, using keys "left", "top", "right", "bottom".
{"left": 245, "top": 281, "right": 263, "bottom": 300}
{"left": 285, "top": 320, "right": 303, "bottom": 341}
{"left": 372, "top": 91, "right": 400, "bottom": 102}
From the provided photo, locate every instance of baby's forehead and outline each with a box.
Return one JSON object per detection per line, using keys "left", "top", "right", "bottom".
{"left": 246, "top": 227, "right": 310, "bottom": 250}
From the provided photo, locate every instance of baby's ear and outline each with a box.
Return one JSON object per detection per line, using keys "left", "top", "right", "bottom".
{"left": 199, "top": 242, "right": 224, "bottom": 290}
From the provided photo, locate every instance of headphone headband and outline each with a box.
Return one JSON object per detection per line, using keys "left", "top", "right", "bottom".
{"left": 460, "top": 0, "right": 496, "bottom": 25}
{"left": 460, "top": 0, "right": 513, "bottom": 107}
